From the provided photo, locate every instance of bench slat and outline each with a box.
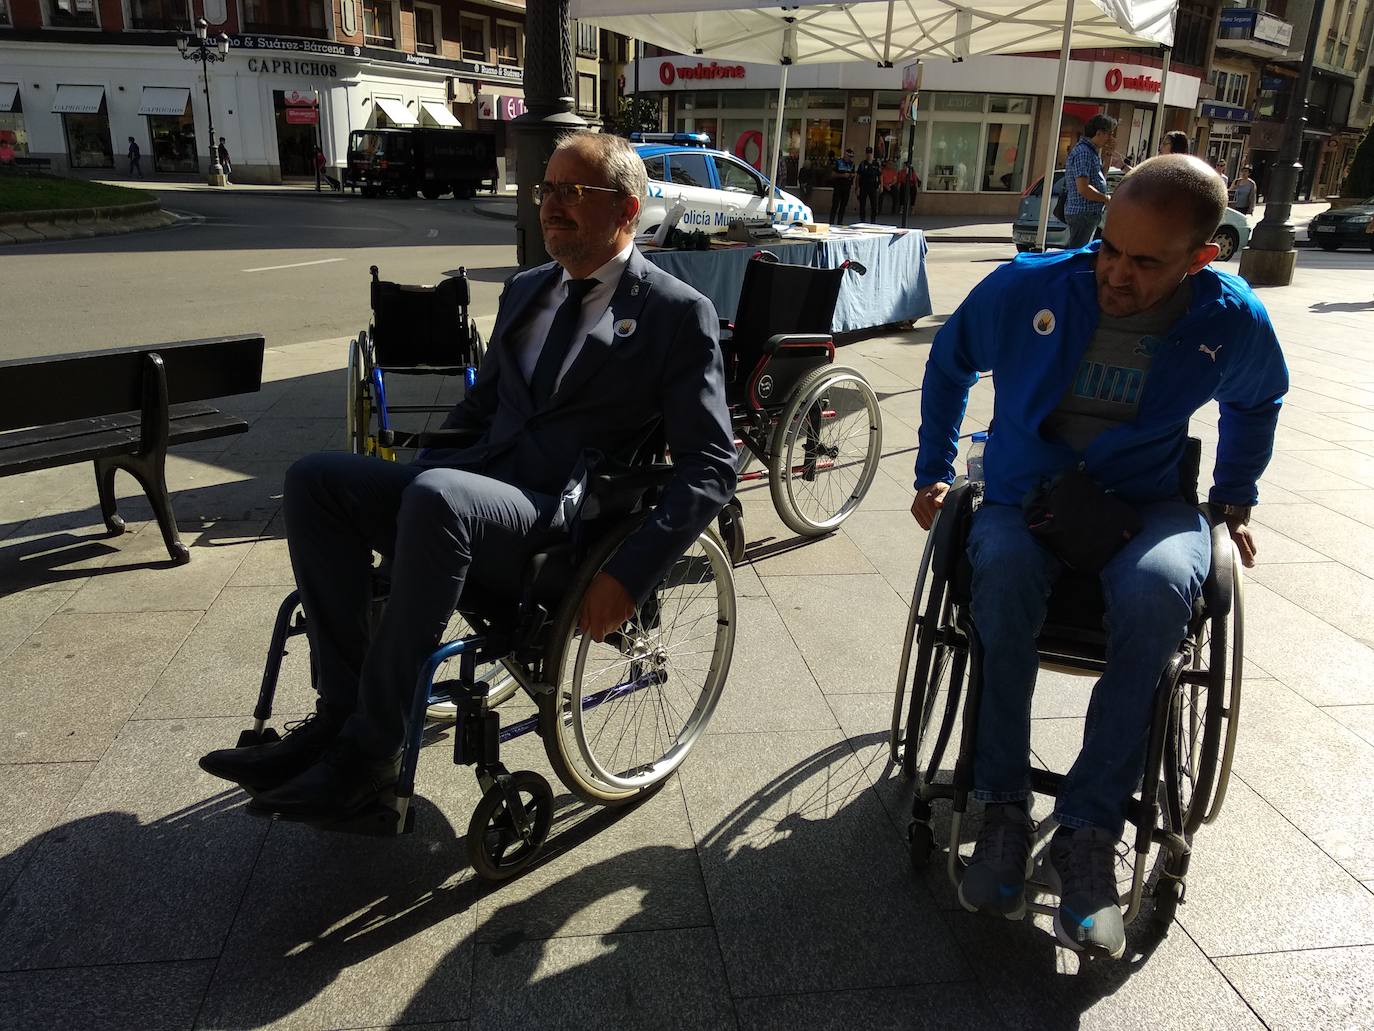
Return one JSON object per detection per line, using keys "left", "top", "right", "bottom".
{"left": 0, "top": 403, "right": 223, "bottom": 453}
{"left": 0, "top": 411, "right": 249, "bottom": 476}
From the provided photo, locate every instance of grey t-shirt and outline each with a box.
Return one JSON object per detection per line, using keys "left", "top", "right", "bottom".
{"left": 1042, "top": 279, "right": 1192, "bottom": 452}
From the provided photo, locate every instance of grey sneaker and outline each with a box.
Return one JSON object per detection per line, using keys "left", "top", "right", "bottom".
{"left": 1047, "top": 826, "right": 1126, "bottom": 959}
{"left": 958, "top": 803, "right": 1035, "bottom": 919}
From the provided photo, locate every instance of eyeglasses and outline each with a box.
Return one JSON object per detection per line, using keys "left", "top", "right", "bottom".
{"left": 531, "top": 181, "right": 624, "bottom": 206}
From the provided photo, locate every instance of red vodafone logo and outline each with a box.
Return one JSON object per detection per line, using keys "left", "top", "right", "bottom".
{"left": 1103, "top": 66, "right": 1161, "bottom": 95}
{"left": 657, "top": 60, "right": 745, "bottom": 86}
{"left": 1104, "top": 67, "right": 1123, "bottom": 93}
{"left": 660, "top": 62, "right": 676, "bottom": 86}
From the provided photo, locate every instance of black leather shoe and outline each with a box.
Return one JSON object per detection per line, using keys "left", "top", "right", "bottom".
{"left": 199, "top": 710, "right": 347, "bottom": 793}
{"left": 249, "top": 738, "right": 402, "bottom": 821}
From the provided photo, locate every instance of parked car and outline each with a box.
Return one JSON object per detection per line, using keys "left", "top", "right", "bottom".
{"left": 1012, "top": 169, "right": 1250, "bottom": 261}
{"left": 631, "top": 132, "right": 813, "bottom": 236}
{"left": 1306, "top": 198, "right": 1374, "bottom": 251}
{"left": 345, "top": 127, "right": 498, "bottom": 200}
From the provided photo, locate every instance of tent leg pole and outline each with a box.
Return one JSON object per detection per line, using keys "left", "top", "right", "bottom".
{"left": 1151, "top": 46, "right": 1172, "bottom": 157}
{"left": 1036, "top": 0, "right": 1076, "bottom": 253}
{"left": 768, "top": 63, "right": 789, "bottom": 218}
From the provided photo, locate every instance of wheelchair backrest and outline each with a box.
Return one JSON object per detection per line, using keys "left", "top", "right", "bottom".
{"left": 731, "top": 257, "right": 846, "bottom": 347}
{"left": 369, "top": 267, "right": 475, "bottom": 368}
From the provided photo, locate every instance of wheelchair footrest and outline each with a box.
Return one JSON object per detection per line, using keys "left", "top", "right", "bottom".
{"left": 236, "top": 727, "right": 281, "bottom": 748}
{"left": 262, "top": 793, "right": 416, "bottom": 837}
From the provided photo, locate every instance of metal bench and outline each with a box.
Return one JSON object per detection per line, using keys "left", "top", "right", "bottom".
{"left": 0, "top": 336, "right": 265, "bottom": 564}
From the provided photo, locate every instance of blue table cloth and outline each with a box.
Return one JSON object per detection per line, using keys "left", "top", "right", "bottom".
{"left": 642, "top": 230, "right": 931, "bottom": 334}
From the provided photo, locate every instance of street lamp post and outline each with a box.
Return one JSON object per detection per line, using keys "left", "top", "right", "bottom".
{"left": 178, "top": 17, "right": 231, "bottom": 187}
{"left": 1238, "top": 0, "right": 1328, "bottom": 287}
{"left": 511, "top": 0, "right": 586, "bottom": 267}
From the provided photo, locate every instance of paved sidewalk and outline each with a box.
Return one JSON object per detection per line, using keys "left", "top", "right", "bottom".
{"left": 2, "top": 252, "right": 1374, "bottom": 1029}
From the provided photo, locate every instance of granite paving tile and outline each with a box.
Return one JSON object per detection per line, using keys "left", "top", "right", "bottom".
{"left": 0, "top": 960, "right": 215, "bottom": 1031}
{"left": 946, "top": 909, "right": 1262, "bottom": 1031}
{"left": 707, "top": 594, "right": 838, "bottom": 733}
{"left": 214, "top": 416, "right": 339, "bottom": 462}
{"left": 1230, "top": 679, "right": 1374, "bottom": 879}
{"left": 734, "top": 983, "right": 995, "bottom": 1029}
{"left": 0, "top": 719, "right": 271, "bottom": 971}
{"left": 740, "top": 505, "right": 877, "bottom": 578}
{"left": 0, "top": 761, "right": 94, "bottom": 898}
{"left": 0, "top": 586, "right": 74, "bottom": 664}
{"left": 764, "top": 573, "right": 910, "bottom": 694}
{"left": 1328, "top": 704, "right": 1374, "bottom": 748}
{"left": 1254, "top": 452, "right": 1370, "bottom": 494}
{"left": 677, "top": 730, "right": 968, "bottom": 997}
{"left": 1234, "top": 579, "right": 1374, "bottom": 706}
{"left": 133, "top": 585, "right": 318, "bottom": 719}
{"left": 196, "top": 732, "right": 480, "bottom": 1031}
{"left": 0, "top": 512, "right": 153, "bottom": 595}
{"left": 470, "top": 926, "right": 736, "bottom": 1031}
{"left": 1295, "top": 488, "right": 1374, "bottom": 529}
{"left": 2, "top": 609, "right": 201, "bottom": 763}
{"left": 224, "top": 515, "right": 293, "bottom": 588}
{"left": 1247, "top": 561, "right": 1374, "bottom": 649}
{"left": 0, "top": 465, "right": 88, "bottom": 532}
{"left": 840, "top": 507, "right": 928, "bottom": 599}
{"left": 1217, "top": 946, "right": 1374, "bottom": 1031}
{"left": 1273, "top": 386, "right": 1369, "bottom": 415}
{"left": 61, "top": 520, "right": 263, "bottom": 614}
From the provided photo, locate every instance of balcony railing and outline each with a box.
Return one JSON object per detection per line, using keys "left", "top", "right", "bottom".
{"left": 1217, "top": 8, "right": 1295, "bottom": 57}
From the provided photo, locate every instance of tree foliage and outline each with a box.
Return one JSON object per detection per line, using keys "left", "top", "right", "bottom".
{"left": 601, "top": 96, "right": 662, "bottom": 138}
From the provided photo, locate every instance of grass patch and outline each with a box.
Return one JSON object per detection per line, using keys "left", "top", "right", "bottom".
{"left": 0, "top": 173, "right": 156, "bottom": 214}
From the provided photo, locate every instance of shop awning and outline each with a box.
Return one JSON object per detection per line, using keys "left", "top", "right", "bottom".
{"left": 374, "top": 98, "right": 418, "bottom": 126}
{"left": 419, "top": 100, "right": 461, "bottom": 127}
{"left": 52, "top": 84, "right": 106, "bottom": 114}
{"left": 0, "top": 83, "right": 18, "bottom": 114}
{"left": 138, "top": 86, "right": 191, "bottom": 117}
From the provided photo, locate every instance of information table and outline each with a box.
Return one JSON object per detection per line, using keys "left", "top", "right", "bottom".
{"left": 641, "top": 229, "right": 931, "bottom": 334}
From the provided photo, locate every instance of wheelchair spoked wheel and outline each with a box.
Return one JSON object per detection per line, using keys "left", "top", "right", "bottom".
{"left": 466, "top": 769, "right": 555, "bottom": 881}
{"left": 768, "top": 366, "right": 882, "bottom": 536}
{"left": 348, "top": 332, "right": 375, "bottom": 456}
{"left": 539, "top": 522, "right": 736, "bottom": 805}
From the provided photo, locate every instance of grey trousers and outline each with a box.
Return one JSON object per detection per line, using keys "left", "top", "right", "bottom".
{"left": 1065, "top": 211, "right": 1100, "bottom": 249}
{"left": 283, "top": 452, "right": 557, "bottom": 757}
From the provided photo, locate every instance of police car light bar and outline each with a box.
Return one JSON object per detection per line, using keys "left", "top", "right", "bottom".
{"left": 629, "top": 132, "right": 713, "bottom": 148}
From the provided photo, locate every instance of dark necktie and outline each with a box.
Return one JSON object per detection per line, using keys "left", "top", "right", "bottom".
{"left": 530, "top": 277, "right": 598, "bottom": 407}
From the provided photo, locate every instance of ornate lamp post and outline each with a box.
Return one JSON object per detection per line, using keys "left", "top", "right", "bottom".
{"left": 511, "top": 0, "right": 586, "bottom": 267}
{"left": 178, "top": 18, "right": 231, "bottom": 187}
{"left": 1239, "top": 0, "right": 1328, "bottom": 287}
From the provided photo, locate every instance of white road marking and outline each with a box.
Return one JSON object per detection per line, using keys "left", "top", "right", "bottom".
{"left": 212, "top": 223, "right": 391, "bottom": 231}
{"left": 427, "top": 228, "right": 439, "bottom": 238}
{"left": 241, "top": 258, "right": 347, "bottom": 273}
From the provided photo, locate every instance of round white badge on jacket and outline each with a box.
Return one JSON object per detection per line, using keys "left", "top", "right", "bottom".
{"left": 614, "top": 318, "right": 637, "bottom": 338}
{"left": 1033, "top": 309, "right": 1056, "bottom": 336}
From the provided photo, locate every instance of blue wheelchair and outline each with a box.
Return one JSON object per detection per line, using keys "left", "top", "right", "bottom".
{"left": 237, "top": 437, "right": 737, "bottom": 881}
{"left": 891, "top": 438, "right": 1244, "bottom": 931}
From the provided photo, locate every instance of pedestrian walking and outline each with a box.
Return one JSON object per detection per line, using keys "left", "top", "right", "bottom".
{"left": 217, "top": 136, "right": 232, "bottom": 179}
{"left": 314, "top": 147, "right": 340, "bottom": 192}
{"left": 829, "top": 148, "right": 856, "bottom": 225}
{"left": 1229, "top": 165, "right": 1256, "bottom": 214}
{"left": 127, "top": 137, "right": 142, "bottom": 177}
{"left": 1159, "top": 131, "right": 1189, "bottom": 155}
{"left": 1064, "top": 114, "right": 1117, "bottom": 249}
{"left": 857, "top": 146, "right": 882, "bottom": 223}
{"left": 1214, "top": 159, "right": 1230, "bottom": 188}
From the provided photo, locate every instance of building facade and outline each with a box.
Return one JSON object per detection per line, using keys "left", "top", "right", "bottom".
{"left": 624, "top": 48, "right": 1204, "bottom": 216}
{"left": 0, "top": 0, "right": 530, "bottom": 184}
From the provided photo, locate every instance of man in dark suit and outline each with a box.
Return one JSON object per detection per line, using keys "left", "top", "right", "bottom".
{"left": 199, "top": 132, "right": 737, "bottom": 819}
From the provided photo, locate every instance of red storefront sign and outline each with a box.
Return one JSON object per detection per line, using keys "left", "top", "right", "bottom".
{"left": 285, "top": 106, "right": 319, "bottom": 125}
{"left": 1104, "top": 66, "right": 1161, "bottom": 95}
{"left": 658, "top": 60, "right": 746, "bottom": 86}
{"left": 282, "top": 88, "right": 317, "bottom": 107}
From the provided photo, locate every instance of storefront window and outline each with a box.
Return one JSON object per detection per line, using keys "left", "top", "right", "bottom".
{"left": 982, "top": 122, "right": 1028, "bottom": 191}
{"left": 721, "top": 92, "right": 758, "bottom": 109}
{"left": 148, "top": 112, "right": 198, "bottom": 173}
{"left": 803, "top": 118, "right": 843, "bottom": 179}
{"left": 904, "top": 120, "right": 929, "bottom": 178}
{"left": 63, "top": 109, "right": 113, "bottom": 168}
{"left": 927, "top": 121, "right": 979, "bottom": 191}
{"left": 273, "top": 90, "right": 317, "bottom": 177}
{"left": 932, "top": 92, "right": 984, "bottom": 114}
{"left": 805, "top": 91, "right": 846, "bottom": 110}
{"left": 722, "top": 118, "right": 766, "bottom": 171}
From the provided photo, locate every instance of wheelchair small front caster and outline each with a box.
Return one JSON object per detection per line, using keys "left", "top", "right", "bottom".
{"left": 235, "top": 726, "right": 281, "bottom": 748}
{"left": 467, "top": 770, "right": 554, "bottom": 881}
{"left": 908, "top": 820, "right": 936, "bottom": 870}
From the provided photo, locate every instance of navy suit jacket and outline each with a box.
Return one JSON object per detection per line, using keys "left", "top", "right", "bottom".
{"left": 424, "top": 246, "right": 737, "bottom": 602}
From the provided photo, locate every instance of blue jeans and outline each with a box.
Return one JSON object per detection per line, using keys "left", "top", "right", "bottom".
{"left": 966, "top": 501, "right": 1210, "bottom": 835}
{"left": 1065, "top": 211, "right": 1100, "bottom": 248}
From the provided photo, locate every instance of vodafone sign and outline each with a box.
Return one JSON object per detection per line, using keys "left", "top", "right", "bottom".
{"left": 1096, "top": 62, "right": 1162, "bottom": 100}
{"left": 655, "top": 58, "right": 747, "bottom": 88}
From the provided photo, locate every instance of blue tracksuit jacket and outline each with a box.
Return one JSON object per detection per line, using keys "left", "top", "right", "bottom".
{"left": 914, "top": 245, "right": 1289, "bottom": 507}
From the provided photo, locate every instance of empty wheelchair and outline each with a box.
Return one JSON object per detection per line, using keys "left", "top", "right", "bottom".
{"left": 238, "top": 434, "right": 736, "bottom": 881}
{"left": 714, "top": 252, "right": 884, "bottom": 562}
{"left": 890, "top": 438, "right": 1244, "bottom": 932}
{"left": 347, "top": 265, "right": 485, "bottom": 461}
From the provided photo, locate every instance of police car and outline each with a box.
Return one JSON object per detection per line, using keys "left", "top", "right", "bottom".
{"left": 630, "top": 133, "right": 814, "bottom": 235}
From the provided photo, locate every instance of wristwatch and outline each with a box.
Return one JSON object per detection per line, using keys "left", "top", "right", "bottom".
{"left": 1217, "top": 503, "right": 1252, "bottom": 525}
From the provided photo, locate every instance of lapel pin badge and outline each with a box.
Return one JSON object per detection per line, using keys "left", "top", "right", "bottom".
{"left": 614, "top": 318, "right": 637, "bottom": 338}
{"left": 1032, "top": 309, "right": 1056, "bottom": 336}
{"left": 630, "top": 283, "right": 641, "bottom": 297}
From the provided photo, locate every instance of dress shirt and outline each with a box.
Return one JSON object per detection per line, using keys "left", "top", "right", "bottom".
{"left": 514, "top": 242, "right": 633, "bottom": 393}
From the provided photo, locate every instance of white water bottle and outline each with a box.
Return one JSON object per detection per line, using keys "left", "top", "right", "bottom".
{"left": 965, "top": 431, "right": 988, "bottom": 483}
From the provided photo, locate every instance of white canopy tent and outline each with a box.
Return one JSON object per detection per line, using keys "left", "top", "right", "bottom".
{"left": 570, "top": 0, "right": 1178, "bottom": 248}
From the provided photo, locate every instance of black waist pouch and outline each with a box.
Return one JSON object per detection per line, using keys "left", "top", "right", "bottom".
{"left": 1022, "top": 469, "right": 1143, "bottom": 573}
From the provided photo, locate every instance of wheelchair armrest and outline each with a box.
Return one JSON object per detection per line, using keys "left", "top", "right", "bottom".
{"left": 762, "top": 333, "right": 833, "bottom": 356}
{"left": 413, "top": 428, "right": 483, "bottom": 449}
{"left": 842, "top": 259, "right": 868, "bottom": 276}
{"left": 591, "top": 463, "right": 676, "bottom": 494}
{"left": 1200, "top": 505, "right": 1235, "bottom": 619}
